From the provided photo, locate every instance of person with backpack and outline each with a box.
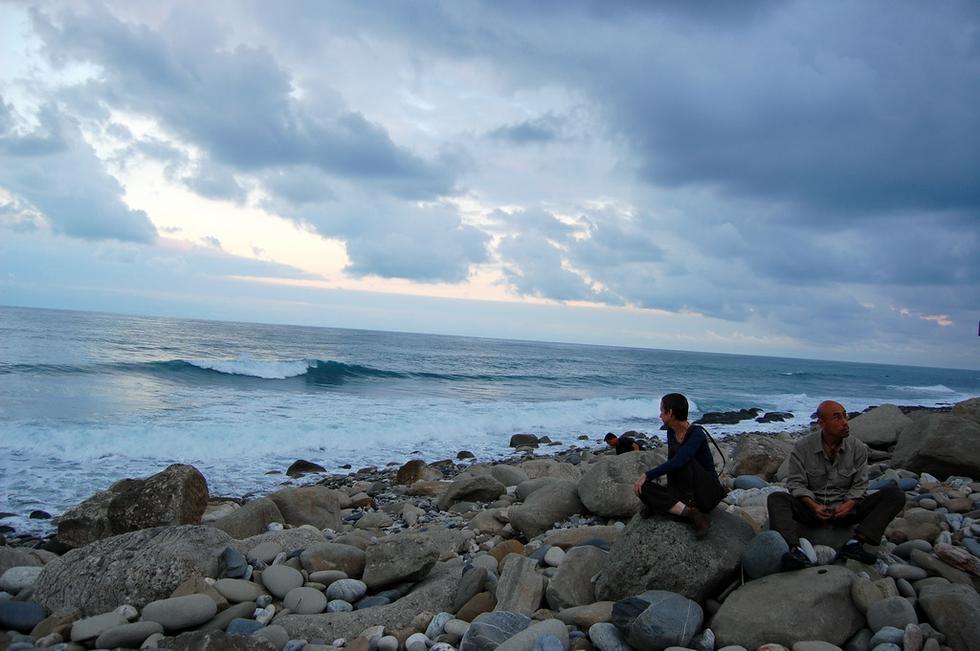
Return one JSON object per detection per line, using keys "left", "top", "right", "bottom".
{"left": 633, "top": 393, "right": 726, "bottom": 539}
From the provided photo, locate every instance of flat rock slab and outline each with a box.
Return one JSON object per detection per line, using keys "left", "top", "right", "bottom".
{"left": 32, "top": 525, "right": 232, "bottom": 616}
{"left": 711, "top": 565, "right": 863, "bottom": 649}
{"left": 277, "top": 558, "right": 462, "bottom": 642}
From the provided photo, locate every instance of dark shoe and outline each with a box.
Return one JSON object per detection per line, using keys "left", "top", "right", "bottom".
{"left": 838, "top": 541, "right": 877, "bottom": 565}
{"left": 780, "top": 546, "right": 813, "bottom": 571}
{"left": 682, "top": 506, "right": 710, "bottom": 539}
{"left": 639, "top": 505, "right": 654, "bottom": 519}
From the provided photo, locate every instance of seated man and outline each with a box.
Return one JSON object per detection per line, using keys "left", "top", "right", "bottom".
{"left": 767, "top": 400, "right": 906, "bottom": 570}
{"left": 604, "top": 431, "right": 644, "bottom": 454}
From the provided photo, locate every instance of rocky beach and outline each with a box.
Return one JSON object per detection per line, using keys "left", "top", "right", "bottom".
{"left": 2, "top": 398, "right": 980, "bottom": 651}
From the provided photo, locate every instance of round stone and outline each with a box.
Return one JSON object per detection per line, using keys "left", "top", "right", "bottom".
{"left": 141, "top": 594, "right": 218, "bottom": 631}
{"left": 0, "top": 601, "right": 48, "bottom": 634}
{"left": 96, "top": 621, "right": 164, "bottom": 649}
{"left": 0, "top": 566, "right": 43, "bottom": 594}
{"left": 262, "top": 564, "right": 305, "bottom": 599}
{"left": 283, "top": 587, "right": 327, "bottom": 614}
{"left": 866, "top": 597, "right": 918, "bottom": 632}
{"left": 309, "top": 570, "right": 347, "bottom": 586}
{"left": 377, "top": 635, "right": 399, "bottom": 651}
{"left": 742, "top": 531, "right": 789, "bottom": 579}
{"left": 214, "top": 578, "right": 267, "bottom": 603}
{"left": 425, "top": 611, "right": 454, "bottom": 639}
{"left": 326, "top": 578, "right": 367, "bottom": 603}
{"left": 444, "top": 619, "right": 469, "bottom": 637}
{"left": 886, "top": 563, "right": 928, "bottom": 581}
{"left": 544, "top": 546, "right": 566, "bottom": 567}
{"left": 327, "top": 600, "right": 353, "bottom": 613}
{"left": 405, "top": 632, "right": 430, "bottom": 651}
{"left": 248, "top": 541, "right": 283, "bottom": 564}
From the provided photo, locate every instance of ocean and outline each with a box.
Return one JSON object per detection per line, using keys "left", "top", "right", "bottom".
{"left": 2, "top": 305, "right": 978, "bottom": 537}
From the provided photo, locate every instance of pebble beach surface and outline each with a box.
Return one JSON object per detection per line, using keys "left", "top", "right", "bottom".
{"left": 2, "top": 398, "right": 980, "bottom": 651}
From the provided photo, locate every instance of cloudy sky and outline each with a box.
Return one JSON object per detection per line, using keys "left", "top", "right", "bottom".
{"left": 1, "top": 1, "right": 977, "bottom": 369}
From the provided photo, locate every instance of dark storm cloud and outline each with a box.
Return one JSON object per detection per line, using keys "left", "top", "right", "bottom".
{"left": 0, "top": 100, "right": 157, "bottom": 243}
{"left": 487, "top": 113, "right": 565, "bottom": 144}
{"left": 30, "top": 5, "right": 455, "bottom": 198}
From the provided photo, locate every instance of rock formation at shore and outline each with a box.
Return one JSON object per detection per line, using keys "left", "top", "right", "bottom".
{"left": 1, "top": 397, "right": 979, "bottom": 651}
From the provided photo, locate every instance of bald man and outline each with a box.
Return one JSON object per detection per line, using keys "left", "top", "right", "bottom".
{"left": 767, "top": 400, "right": 906, "bottom": 570}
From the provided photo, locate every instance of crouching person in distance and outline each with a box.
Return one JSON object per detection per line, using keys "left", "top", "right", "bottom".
{"left": 633, "top": 393, "right": 720, "bottom": 539}
{"left": 767, "top": 400, "right": 906, "bottom": 570}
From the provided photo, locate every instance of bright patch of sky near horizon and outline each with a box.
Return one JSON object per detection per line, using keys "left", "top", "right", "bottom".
{"left": 0, "top": 1, "right": 978, "bottom": 370}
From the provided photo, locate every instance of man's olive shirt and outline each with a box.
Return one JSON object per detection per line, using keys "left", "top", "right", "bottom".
{"left": 785, "top": 431, "right": 869, "bottom": 504}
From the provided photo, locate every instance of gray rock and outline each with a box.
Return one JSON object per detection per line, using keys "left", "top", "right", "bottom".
{"left": 327, "top": 599, "right": 353, "bottom": 612}
{"left": 261, "top": 564, "right": 305, "bottom": 599}
{"left": 363, "top": 531, "right": 439, "bottom": 589}
{"left": 733, "top": 475, "right": 769, "bottom": 490}
{"left": 0, "top": 601, "right": 47, "bottom": 633}
{"left": 34, "top": 525, "right": 231, "bottom": 615}
{"left": 951, "top": 396, "right": 980, "bottom": 424}
{"left": 496, "top": 618, "right": 568, "bottom": 651}
{"left": 459, "top": 611, "right": 531, "bottom": 651}
{"left": 885, "top": 563, "right": 928, "bottom": 581}
{"left": 283, "top": 587, "right": 328, "bottom": 614}
{"left": 212, "top": 498, "right": 285, "bottom": 540}
{"left": 247, "top": 541, "right": 284, "bottom": 564}
{"left": 309, "top": 570, "right": 347, "bottom": 586}
{"left": 438, "top": 475, "right": 508, "bottom": 510}
{"left": 326, "top": 578, "right": 368, "bottom": 603}
{"left": 254, "top": 624, "right": 289, "bottom": 650}
{"left": 851, "top": 405, "right": 913, "bottom": 447}
{"left": 495, "top": 555, "right": 545, "bottom": 615}
{"left": 509, "top": 480, "right": 586, "bottom": 538}
{"left": 96, "top": 621, "right": 164, "bottom": 649}
{"left": 0, "top": 548, "right": 43, "bottom": 576}
{"left": 866, "top": 597, "right": 918, "bottom": 632}
{"left": 300, "top": 543, "right": 366, "bottom": 578}
{"left": 396, "top": 459, "right": 444, "bottom": 484}
{"left": 891, "top": 414, "right": 980, "bottom": 479}
{"left": 213, "top": 578, "right": 267, "bottom": 603}
{"left": 545, "top": 545, "right": 606, "bottom": 610}
{"left": 0, "top": 566, "right": 43, "bottom": 593}
{"left": 869, "top": 626, "right": 905, "bottom": 647}
{"left": 519, "top": 459, "right": 582, "bottom": 482}
{"left": 454, "top": 566, "right": 489, "bottom": 612}
{"left": 578, "top": 451, "right": 666, "bottom": 518}
{"left": 142, "top": 594, "right": 218, "bottom": 631}
{"left": 71, "top": 610, "right": 130, "bottom": 642}
{"left": 226, "top": 618, "right": 265, "bottom": 635}
{"left": 731, "top": 436, "right": 793, "bottom": 480}
{"left": 56, "top": 463, "right": 209, "bottom": 549}
{"left": 588, "top": 622, "right": 632, "bottom": 651}
{"left": 426, "top": 611, "right": 454, "bottom": 638}
{"left": 741, "top": 531, "right": 789, "bottom": 579}
{"left": 267, "top": 486, "right": 344, "bottom": 530}
{"left": 220, "top": 547, "right": 249, "bottom": 578}
{"left": 613, "top": 590, "right": 702, "bottom": 650}
{"left": 492, "top": 465, "right": 530, "bottom": 487}
{"left": 870, "top": 644, "right": 901, "bottom": 651}
{"left": 595, "top": 509, "right": 754, "bottom": 602}
{"left": 515, "top": 477, "right": 562, "bottom": 501}
{"left": 355, "top": 510, "right": 393, "bottom": 529}
{"left": 711, "top": 565, "right": 863, "bottom": 649}
{"left": 158, "top": 629, "right": 277, "bottom": 650}
{"left": 193, "top": 601, "right": 255, "bottom": 633}
{"left": 919, "top": 582, "right": 980, "bottom": 651}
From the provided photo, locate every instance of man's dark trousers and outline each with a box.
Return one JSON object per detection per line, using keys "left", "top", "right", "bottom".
{"left": 767, "top": 485, "right": 906, "bottom": 547}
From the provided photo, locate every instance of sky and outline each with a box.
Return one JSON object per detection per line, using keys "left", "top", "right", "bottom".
{"left": 0, "top": 1, "right": 978, "bottom": 370}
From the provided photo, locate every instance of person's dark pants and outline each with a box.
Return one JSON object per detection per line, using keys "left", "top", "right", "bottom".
{"left": 767, "top": 485, "right": 906, "bottom": 548}
{"left": 639, "top": 462, "right": 697, "bottom": 513}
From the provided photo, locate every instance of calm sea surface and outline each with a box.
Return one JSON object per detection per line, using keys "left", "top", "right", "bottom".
{"left": 2, "top": 305, "right": 978, "bottom": 535}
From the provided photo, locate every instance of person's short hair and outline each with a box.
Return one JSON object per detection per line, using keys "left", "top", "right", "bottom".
{"left": 603, "top": 432, "right": 617, "bottom": 442}
{"left": 661, "top": 393, "right": 689, "bottom": 421}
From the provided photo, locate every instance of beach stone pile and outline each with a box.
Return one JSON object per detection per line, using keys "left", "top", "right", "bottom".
{"left": 1, "top": 397, "right": 979, "bottom": 651}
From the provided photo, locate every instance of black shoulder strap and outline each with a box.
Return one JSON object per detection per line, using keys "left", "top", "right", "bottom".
{"left": 695, "top": 425, "right": 727, "bottom": 475}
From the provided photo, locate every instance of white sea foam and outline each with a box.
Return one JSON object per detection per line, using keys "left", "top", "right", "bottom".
{"left": 185, "top": 357, "right": 313, "bottom": 379}
{"left": 887, "top": 384, "right": 956, "bottom": 393}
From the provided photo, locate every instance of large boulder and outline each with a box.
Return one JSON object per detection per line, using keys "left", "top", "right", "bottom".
{"left": 299, "top": 542, "right": 366, "bottom": 577}
{"left": 518, "top": 460, "right": 582, "bottom": 481}
{"left": 594, "top": 510, "right": 754, "bottom": 603}
{"left": 33, "top": 526, "right": 231, "bottom": 615}
{"left": 362, "top": 531, "right": 439, "bottom": 589}
{"left": 276, "top": 558, "right": 462, "bottom": 641}
{"left": 578, "top": 451, "right": 665, "bottom": 518}
{"left": 508, "top": 480, "right": 585, "bottom": 538}
{"left": 710, "top": 565, "right": 863, "bottom": 649}
{"left": 891, "top": 414, "right": 980, "bottom": 479}
{"left": 395, "top": 460, "right": 443, "bottom": 485}
{"left": 210, "top": 498, "right": 284, "bottom": 539}
{"left": 267, "top": 486, "right": 344, "bottom": 530}
{"left": 438, "top": 475, "right": 508, "bottom": 510}
{"left": 545, "top": 545, "right": 607, "bottom": 610}
{"left": 731, "top": 435, "right": 794, "bottom": 480}
{"left": 57, "top": 464, "right": 209, "bottom": 548}
{"left": 850, "top": 405, "right": 913, "bottom": 448}
{"left": 919, "top": 582, "right": 980, "bottom": 651}
{"left": 951, "top": 396, "right": 980, "bottom": 424}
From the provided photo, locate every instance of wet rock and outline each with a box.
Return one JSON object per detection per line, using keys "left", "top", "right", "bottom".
{"left": 56, "top": 464, "right": 209, "bottom": 548}
{"left": 286, "top": 459, "right": 326, "bottom": 478}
